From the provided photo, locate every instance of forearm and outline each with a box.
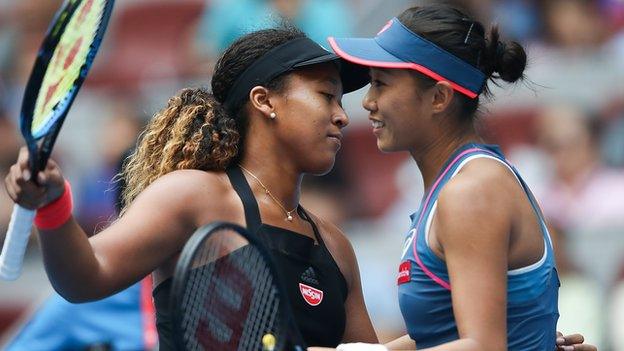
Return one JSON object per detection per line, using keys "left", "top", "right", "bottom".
{"left": 38, "top": 217, "right": 105, "bottom": 302}
{"left": 385, "top": 334, "right": 415, "bottom": 350}
{"left": 418, "top": 338, "right": 497, "bottom": 351}
{"left": 384, "top": 336, "right": 498, "bottom": 351}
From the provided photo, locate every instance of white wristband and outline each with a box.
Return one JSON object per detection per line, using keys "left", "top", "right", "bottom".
{"left": 336, "top": 343, "right": 388, "bottom": 351}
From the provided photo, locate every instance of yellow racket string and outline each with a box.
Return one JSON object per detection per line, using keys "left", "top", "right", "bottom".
{"left": 32, "top": 0, "right": 104, "bottom": 135}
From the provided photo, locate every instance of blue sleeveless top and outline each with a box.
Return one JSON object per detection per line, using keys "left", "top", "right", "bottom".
{"left": 397, "top": 144, "right": 559, "bottom": 350}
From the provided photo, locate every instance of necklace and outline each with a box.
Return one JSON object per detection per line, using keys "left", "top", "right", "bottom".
{"left": 239, "top": 165, "right": 298, "bottom": 221}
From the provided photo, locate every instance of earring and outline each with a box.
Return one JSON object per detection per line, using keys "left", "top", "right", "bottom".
{"left": 269, "top": 112, "right": 277, "bottom": 119}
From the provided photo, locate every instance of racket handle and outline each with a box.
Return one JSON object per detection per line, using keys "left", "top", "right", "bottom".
{"left": 0, "top": 204, "right": 36, "bottom": 280}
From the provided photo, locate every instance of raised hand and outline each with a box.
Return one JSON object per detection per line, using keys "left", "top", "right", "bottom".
{"left": 4, "top": 146, "right": 65, "bottom": 210}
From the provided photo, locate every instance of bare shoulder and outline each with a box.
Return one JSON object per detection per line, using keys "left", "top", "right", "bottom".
{"left": 129, "top": 169, "right": 241, "bottom": 226}
{"left": 439, "top": 157, "right": 518, "bottom": 210}
{"left": 435, "top": 157, "right": 516, "bottom": 243}
{"left": 137, "top": 169, "right": 229, "bottom": 203}
{"left": 303, "top": 210, "right": 357, "bottom": 287}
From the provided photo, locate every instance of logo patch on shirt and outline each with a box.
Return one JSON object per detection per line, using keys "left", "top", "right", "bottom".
{"left": 397, "top": 261, "right": 411, "bottom": 285}
{"left": 300, "top": 266, "right": 320, "bottom": 285}
{"left": 299, "top": 283, "right": 323, "bottom": 306}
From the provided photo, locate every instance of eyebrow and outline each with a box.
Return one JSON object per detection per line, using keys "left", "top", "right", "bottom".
{"left": 370, "top": 68, "right": 392, "bottom": 77}
{"left": 323, "top": 76, "right": 339, "bottom": 87}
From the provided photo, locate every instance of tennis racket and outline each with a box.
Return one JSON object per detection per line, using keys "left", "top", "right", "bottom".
{"left": 171, "top": 222, "right": 307, "bottom": 351}
{"left": 0, "top": 0, "right": 115, "bottom": 280}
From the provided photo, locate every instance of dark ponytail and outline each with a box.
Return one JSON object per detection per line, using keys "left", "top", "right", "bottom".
{"left": 483, "top": 26, "right": 527, "bottom": 84}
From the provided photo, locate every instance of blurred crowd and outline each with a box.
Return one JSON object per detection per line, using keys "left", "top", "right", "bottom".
{"left": 0, "top": 0, "right": 623, "bottom": 349}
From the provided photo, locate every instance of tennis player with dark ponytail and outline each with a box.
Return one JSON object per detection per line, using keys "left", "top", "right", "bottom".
{"left": 315, "top": 4, "right": 597, "bottom": 351}
{"left": 4, "top": 26, "right": 377, "bottom": 349}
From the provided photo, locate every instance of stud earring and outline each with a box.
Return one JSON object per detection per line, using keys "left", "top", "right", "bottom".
{"left": 269, "top": 112, "right": 277, "bottom": 119}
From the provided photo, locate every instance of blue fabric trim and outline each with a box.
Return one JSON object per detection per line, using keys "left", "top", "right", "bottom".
{"left": 376, "top": 18, "right": 486, "bottom": 94}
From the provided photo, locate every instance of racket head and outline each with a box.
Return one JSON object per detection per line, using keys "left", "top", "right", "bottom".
{"left": 20, "top": 0, "right": 115, "bottom": 172}
{"left": 171, "top": 222, "right": 306, "bottom": 351}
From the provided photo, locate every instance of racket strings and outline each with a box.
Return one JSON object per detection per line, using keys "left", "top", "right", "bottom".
{"left": 32, "top": 0, "right": 111, "bottom": 138}
{"left": 179, "top": 231, "right": 287, "bottom": 350}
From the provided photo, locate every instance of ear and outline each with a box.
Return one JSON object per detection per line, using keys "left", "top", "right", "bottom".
{"left": 248, "top": 86, "right": 274, "bottom": 119}
{"left": 431, "top": 81, "right": 455, "bottom": 114}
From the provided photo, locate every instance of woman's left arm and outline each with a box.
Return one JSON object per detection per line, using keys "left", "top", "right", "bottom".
{"left": 424, "top": 169, "right": 514, "bottom": 351}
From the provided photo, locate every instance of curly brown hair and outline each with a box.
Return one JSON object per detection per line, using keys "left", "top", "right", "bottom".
{"left": 119, "top": 88, "right": 239, "bottom": 213}
{"left": 119, "top": 26, "right": 305, "bottom": 214}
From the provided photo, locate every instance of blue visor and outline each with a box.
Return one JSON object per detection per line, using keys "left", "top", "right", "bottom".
{"left": 328, "top": 18, "right": 486, "bottom": 98}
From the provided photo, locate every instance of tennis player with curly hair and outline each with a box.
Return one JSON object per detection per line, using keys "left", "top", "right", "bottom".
{"left": 5, "top": 25, "right": 376, "bottom": 349}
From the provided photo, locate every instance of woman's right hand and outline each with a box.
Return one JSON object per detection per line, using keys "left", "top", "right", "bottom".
{"left": 4, "top": 147, "right": 66, "bottom": 210}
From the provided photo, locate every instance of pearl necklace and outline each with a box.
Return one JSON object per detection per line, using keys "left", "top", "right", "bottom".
{"left": 239, "top": 165, "right": 298, "bottom": 221}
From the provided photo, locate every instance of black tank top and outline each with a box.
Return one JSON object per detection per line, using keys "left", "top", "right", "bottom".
{"left": 152, "top": 167, "right": 348, "bottom": 349}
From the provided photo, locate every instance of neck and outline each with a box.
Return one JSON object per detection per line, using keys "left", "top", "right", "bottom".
{"left": 239, "top": 138, "right": 303, "bottom": 212}
{"left": 410, "top": 123, "right": 481, "bottom": 191}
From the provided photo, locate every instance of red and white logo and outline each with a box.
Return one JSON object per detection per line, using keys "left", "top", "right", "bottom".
{"left": 397, "top": 261, "right": 411, "bottom": 285}
{"left": 299, "top": 283, "right": 323, "bottom": 306}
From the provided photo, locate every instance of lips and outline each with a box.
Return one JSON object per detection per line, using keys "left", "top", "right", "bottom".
{"left": 371, "top": 120, "right": 385, "bottom": 129}
{"left": 327, "top": 133, "right": 342, "bottom": 148}
{"left": 370, "top": 117, "right": 385, "bottom": 131}
{"left": 328, "top": 133, "right": 342, "bottom": 140}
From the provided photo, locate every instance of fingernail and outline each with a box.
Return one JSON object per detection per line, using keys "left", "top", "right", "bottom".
{"left": 37, "top": 173, "right": 46, "bottom": 184}
{"left": 563, "top": 346, "right": 574, "bottom": 351}
{"left": 556, "top": 337, "right": 565, "bottom": 344}
{"left": 23, "top": 169, "right": 31, "bottom": 181}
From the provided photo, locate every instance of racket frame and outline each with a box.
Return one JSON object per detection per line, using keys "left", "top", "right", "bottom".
{"left": 21, "top": 0, "right": 115, "bottom": 175}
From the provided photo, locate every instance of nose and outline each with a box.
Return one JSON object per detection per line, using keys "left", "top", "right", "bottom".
{"left": 362, "top": 89, "right": 377, "bottom": 113}
{"left": 332, "top": 108, "right": 349, "bottom": 129}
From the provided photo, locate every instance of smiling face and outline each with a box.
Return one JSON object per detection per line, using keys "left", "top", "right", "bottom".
{"left": 270, "top": 62, "right": 349, "bottom": 175}
{"left": 363, "top": 68, "right": 437, "bottom": 153}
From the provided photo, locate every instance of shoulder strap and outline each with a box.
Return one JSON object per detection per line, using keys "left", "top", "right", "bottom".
{"left": 225, "top": 167, "right": 262, "bottom": 233}
{"left": 298, "top": 207, "right": 324, "bottom": 245}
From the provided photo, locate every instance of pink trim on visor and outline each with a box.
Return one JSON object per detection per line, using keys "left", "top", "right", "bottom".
{"left": 328, "top": 37, "right": 478, "bottom": 99}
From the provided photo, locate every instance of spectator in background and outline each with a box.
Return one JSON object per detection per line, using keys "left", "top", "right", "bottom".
{"left": 548, "top": 225, "right": 605, "bottom": 349}
{"left": 539, "top": 0, "right": 608, "bottom": 50}
{"left": 600, "top": 109, "right": 624, "bottom": 168}
{"left": 609, "top": 263, "right": 624, "bottom": 351}
{"left": 2, "top": 0, "right": 63, "bottom": 119}
{"left": 195, "top": 0, "right": 353, "bottom": 56}
{"left": 0, "top": 109, "right": 21, "bottom": 241}
{"left": 76, "top": 98, "right": 143, "bottom": 234}
{"left": 489, "top": 0, "right": 624, "bottom": 112}
{"left": 534, "top": 104, "right": 624, "bottom": 290}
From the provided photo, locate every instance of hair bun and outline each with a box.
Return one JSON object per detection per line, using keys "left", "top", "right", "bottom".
{"left": 485, "top": 26, "right": 527, "bottom": 84}
{"left": 494, "top": 40, "right": 526, "bottom": 83}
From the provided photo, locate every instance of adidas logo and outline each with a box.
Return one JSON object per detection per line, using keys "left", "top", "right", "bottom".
{"left": 300, "top": 266, "right": 319, "bottom": 285}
